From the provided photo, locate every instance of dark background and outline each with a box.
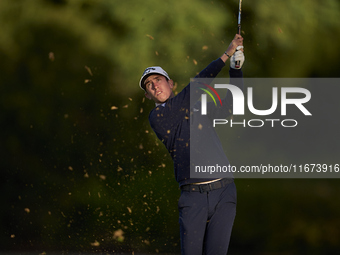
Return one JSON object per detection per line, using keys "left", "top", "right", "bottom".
{"left": 1, "top": 0, "right": 340, "bottom": 254}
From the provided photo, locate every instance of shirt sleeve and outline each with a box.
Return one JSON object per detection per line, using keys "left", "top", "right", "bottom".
{"left": 206, "top": 67, "right": 244, "bottom": 120}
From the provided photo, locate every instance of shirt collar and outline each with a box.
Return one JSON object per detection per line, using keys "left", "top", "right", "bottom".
{"left": 155, "top": 102, "right": 166, "bottom": 107}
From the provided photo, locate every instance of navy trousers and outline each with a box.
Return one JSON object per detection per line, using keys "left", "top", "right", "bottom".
{"left": 178, "top": 181, "right": 237, "bottom": 255}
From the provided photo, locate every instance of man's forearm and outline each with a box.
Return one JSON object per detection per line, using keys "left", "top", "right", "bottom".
{"left": 220, "top": 51, "right": 232, "bottom": 63}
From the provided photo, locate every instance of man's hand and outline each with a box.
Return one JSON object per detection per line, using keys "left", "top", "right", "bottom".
{"left": 230, "top": 46, "right": 245, "bottom": 69}
{"left": 221, "top": 34, "right": 244, "bottom": 63}
{"left": 226, "top": 34, "right": 244, "bottom": 56}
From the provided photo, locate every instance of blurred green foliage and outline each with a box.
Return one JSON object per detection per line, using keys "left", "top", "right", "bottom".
{"left": 1, "top": 0, "right": 340, "bottom": 254}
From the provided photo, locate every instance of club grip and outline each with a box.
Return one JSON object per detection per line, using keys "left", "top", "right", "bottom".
{"left": 235, "top": 25, "right": 241, "bottom": 68}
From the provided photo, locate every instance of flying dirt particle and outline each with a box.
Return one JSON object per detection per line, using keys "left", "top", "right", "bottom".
{"left": 90, "top": 240, "right": 100, "bottom": 247}
{"left": 48, "top": 52, "right": 55, "bottom": 61}
{"left": 84, "top": 79, "right": 91, "bottom": 83}
{"left": 111, "top": 106, "right": 118, "bottom": 110}
{"left": 146, "top": 34, "right": 154, "bottom": 40}
{"left": 167, "top": 130, "right": 171, "bottom": 134}
{"left": 202, "top": 45, "right": 208, "bottom": 50}
{"left": 113, "top": 229, "right": 125, "bottom": 242}
{"left": 99, "top": 175, "right": 106, "bottom": 180}
{"left": 140, "top": 108, "right": 143, "bottom": 113}
{"left": 278, "top": 27, "right": 283, "bottom": 33}
{"left": 122, "top": 105, "right": 128, "bottom": 108}
{"left": 85, "top": 66, "right": 93, "bottom": 76}
{"left": 155, "top": 51, "right": 159, "bottom": 56}
{"left": 173, "top": 82, "right": 178, "bottom": 91}
{"left": 139, "top": 144, "right": 144, "bottom": 149}
{"left": 193, "top": 59, "right": 198, "bottom": 65}
{"left": 11, "top": 234, "right": 15, "bottom": 238}
{"left": 84, "top": 172, "right": 89, "bottom": 178}
{"left": 68, "top": 166, "right": 73, "bottom": 171}
{"left": 198, "top": 123, "right": 203, "bottom": 130}
{"left": 117, "top": 166, "right": 123, "bottom": 172}
{"left": 24, "top": 208, "right": 30, "bottom": 213}
{"left": 145, "top": 130, "right": 149, "bottom": 133}
{"left": 127, "top": 207, "right": 132, "bottom": 213}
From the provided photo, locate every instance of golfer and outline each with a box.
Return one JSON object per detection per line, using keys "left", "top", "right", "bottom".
{"left": 139, "top": 34, "right": 244, "bottom": 255}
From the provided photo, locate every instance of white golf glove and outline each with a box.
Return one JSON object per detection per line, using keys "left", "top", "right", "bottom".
{"left": 230, "top": 46, "right": 245, "bottom": 69}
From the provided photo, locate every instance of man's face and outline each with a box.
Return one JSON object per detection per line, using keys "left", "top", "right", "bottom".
{"left": 144, "top": 74, "right": 174, "bottom": 104}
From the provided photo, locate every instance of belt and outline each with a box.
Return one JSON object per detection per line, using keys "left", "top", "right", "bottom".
{"left": 180, "top": 178, "right": 233, "bottom": 193}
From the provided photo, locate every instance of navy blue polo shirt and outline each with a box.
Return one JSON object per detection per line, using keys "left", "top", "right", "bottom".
{"left": 149, "top": 58, "right": 243, "bottom": 186}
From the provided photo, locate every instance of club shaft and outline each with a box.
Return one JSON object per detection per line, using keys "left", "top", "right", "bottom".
{"left": 237, "top": 0, "right": 242, "bottom": 34}
{"left": 235, "top": 0, "right": 242, "bottom": 68}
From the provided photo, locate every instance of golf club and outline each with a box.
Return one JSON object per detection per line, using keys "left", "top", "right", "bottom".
{"left": 235, "top": 0, "right": 242, "bottom": 68}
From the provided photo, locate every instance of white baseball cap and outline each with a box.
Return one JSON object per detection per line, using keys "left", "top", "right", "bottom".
{"left": 139, "top": 66, "right": 170, "bottom": 91}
